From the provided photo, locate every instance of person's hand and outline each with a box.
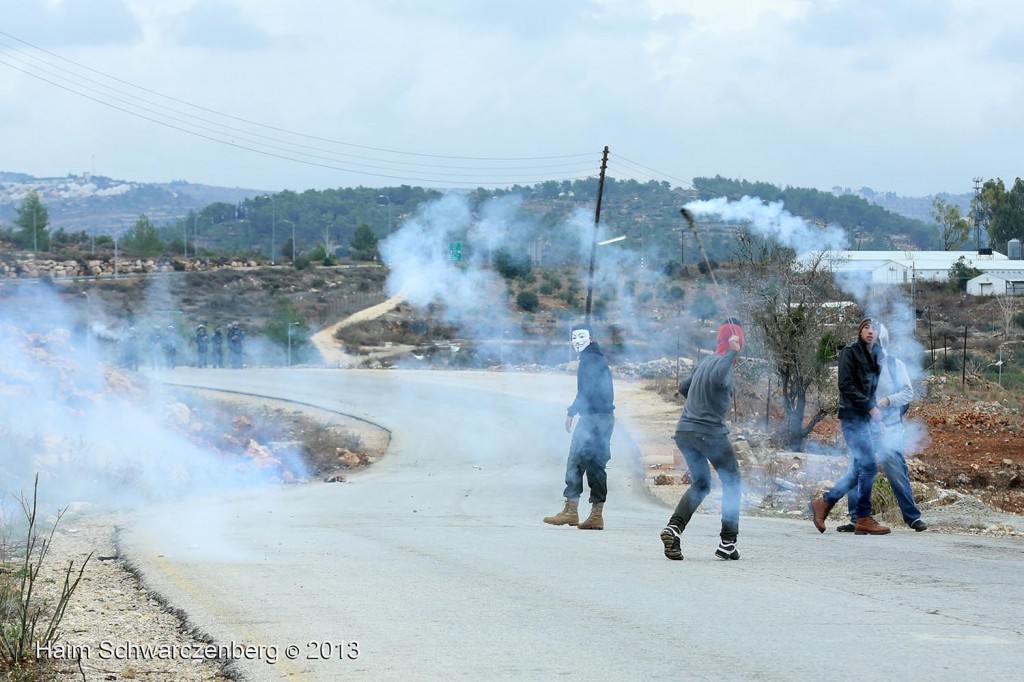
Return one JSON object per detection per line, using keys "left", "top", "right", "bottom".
{"left": 728, "top": 334, "right": 741, "bottom": 352}
{"left": 565, "top": 415, "right": 574, "bottom": 433}
{"left": 879, "top": 397, "right": 890, "bottom": 408}
{"left": 869, "top": 406, "right": 882, "bottom": 421}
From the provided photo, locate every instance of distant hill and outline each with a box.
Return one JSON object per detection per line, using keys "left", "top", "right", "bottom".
{"left": 0, "top": 172, "right": 266, "bottom": 236}
{"left": 835, "top": 185, "right": 974, "bottom": 224}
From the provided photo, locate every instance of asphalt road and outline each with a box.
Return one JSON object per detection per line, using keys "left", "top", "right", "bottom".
{"left": 121, "top": 368, "right": 1024, "bottom": 681}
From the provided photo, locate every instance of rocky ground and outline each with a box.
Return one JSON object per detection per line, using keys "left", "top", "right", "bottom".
{"left": 15, "top": 370, "right": 1024, "bottom": 682}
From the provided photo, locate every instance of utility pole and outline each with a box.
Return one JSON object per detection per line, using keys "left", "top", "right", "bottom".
{"left": 584, "top": 146, "right": 610, "bottom": 326}
{"left": 972, "top": 176, "right": 983, "bottom": 251}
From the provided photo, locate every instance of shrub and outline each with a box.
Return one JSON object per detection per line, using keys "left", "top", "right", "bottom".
{"left": 0, "top": 476, "right": 91, "bottom": 673}
{"left": 516, "top": 290, "right": 540, "bottom": 312}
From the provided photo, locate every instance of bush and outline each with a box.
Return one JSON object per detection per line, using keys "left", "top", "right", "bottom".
{"left": 516, "top": 290, "right": 540, "bottom": 312}
{"left": 493, "top": 248, "right": 532, "bottom": 279}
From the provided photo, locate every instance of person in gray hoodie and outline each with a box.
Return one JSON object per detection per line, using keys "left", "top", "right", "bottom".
{"left": 836, "top": 323, "right": 928, "bottom": 532}
{"left": 660, "top": 318, "right": 744, "bottom": 561}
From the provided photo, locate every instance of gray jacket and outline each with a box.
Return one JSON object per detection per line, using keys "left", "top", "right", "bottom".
{"left": 877, "top": 352, "right": 913, "bottom": 428}
{"left": 675, "top": 349, "right": 738, "bottom": 435}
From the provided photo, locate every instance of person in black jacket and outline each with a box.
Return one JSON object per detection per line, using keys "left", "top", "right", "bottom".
{"left": 543, "top": 323, "right": 615, "bottom": 530}
{"left": 810, "top": 317, "right": 891, "bottom": 535}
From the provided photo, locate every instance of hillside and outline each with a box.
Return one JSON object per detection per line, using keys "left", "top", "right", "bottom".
{"left": 1, "top": 171, "right": 949, "bottom": 266}
{"left": 0, "top": 172, "right": 265, "bottom": 235}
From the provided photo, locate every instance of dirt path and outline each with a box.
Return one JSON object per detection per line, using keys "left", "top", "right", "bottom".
{"left": 309, "top": 294, "right": 404, "bottom": 367}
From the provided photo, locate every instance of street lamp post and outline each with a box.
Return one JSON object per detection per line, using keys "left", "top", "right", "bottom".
{"left": 287, "top": 322, "right": 300, "bottom": 366}
{"left": 80, "top": 291, "right": 92, "bottom": 356}
{"left": 377, "top": 194, "right": 392, "bottom": 231}
{"left": 633, "top": 197, "right": 645, "bottom": 269}
{"left": 264, "top": 194, "right": 276, "bottom": 265}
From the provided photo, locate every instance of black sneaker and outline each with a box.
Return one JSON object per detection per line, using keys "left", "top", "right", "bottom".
{"left": 715, "top": 541, "right": 740, "bottom": 560}
{"left": 836, "top": 523, "right": 856, "bottom": 533}
{"left": 910, "top": 519, "right": 928, "bottom": 532}
{"left": 660, "top": 526, "right": 683, "bottom": 561}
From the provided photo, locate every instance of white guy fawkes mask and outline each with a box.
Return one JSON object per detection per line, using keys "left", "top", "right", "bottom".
{"left": 570, "top": 328, "right": 592, "bottom": 353}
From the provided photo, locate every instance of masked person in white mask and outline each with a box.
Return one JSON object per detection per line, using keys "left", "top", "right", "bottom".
{"left": 543, "top": 324, "right": 615, "bottom": 530}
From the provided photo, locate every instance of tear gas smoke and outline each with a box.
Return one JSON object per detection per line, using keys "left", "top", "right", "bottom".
{"left": 0, "top": 283, "right": 306, "bottom": 518}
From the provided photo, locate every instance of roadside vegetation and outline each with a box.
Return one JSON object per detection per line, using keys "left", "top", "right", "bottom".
{"left": 0, "top": 476, "right": 91, "bottom": 681}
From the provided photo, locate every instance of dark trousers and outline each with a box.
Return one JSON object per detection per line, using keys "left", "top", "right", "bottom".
{"left": 825, "top": 420, "right": 878, "bottom": 520}
{"left": 670, "top": 431, "right": 741, "bottom": 543}
{"left": 563, "top": 413, "right": 614, "bottom": 504}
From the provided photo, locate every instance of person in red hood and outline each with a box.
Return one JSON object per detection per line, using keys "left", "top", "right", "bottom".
{"left": 660, "top": 318, "right": 744, "bottom": 561}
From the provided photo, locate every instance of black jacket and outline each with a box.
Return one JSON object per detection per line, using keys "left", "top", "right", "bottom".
{"left": 567, "top": 342, "right": 615, "bottom": 417}
{"left": 837, "top": 339, "right": 881, "bottom": 421}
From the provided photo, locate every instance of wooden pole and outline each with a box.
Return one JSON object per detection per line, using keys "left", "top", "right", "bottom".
{"left": 961, "top": 324, "right": 968, "bottom": 390}
{"left": 584, "top": 146, "right": 610, "bottom": 327}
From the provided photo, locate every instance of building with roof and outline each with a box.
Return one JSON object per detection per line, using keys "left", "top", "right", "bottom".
{"left": 801, "top": 249, "right": 1024, "bottom": 288}
{"left": 965, "top": 273, "right": 1024, "bottom": 296}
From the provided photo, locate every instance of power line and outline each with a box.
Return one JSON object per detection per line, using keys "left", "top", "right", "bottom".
{"left": 0, "top": 30, "right": 595, "bottom": 164}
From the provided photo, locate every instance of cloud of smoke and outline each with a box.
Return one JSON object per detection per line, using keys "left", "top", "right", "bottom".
{"left": 0, "top": 283, "right": 304, "bottom": 517}
{"left": 379, "top": 192, "right": 706, "bottom": 365}
{"left": 686, "top": 195, "right": 848, "bottom": 254}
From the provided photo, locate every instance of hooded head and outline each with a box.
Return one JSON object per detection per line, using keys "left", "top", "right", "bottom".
{"left": 715, "top": 318, "right": 744, "bottom": 355}
{"left": 570, "top": 324, "right": 592, "bottom": 353}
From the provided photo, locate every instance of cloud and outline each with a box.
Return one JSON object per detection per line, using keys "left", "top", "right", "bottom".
{"left": 172, "top": 1, "right": 272, "bottom": 50}
{"left": 1, "top": 0, "right": 141, "bottom": 46}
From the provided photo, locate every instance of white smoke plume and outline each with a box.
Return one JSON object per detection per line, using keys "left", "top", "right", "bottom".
{"left": 0, "top": 283, "right": 305, "bottom": 517}
{"left": 685, "top": 195, "right": 848, "bottom": 254}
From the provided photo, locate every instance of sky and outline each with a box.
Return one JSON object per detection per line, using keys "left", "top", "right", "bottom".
{"left": 1, "top": 0, "right": 1023, "bottom": 197}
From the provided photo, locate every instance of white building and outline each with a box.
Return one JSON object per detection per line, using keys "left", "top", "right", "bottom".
{"left": 966, "top": 273, "right": 1024, "bottom": 296}
{"left": 801, "top": 250, "right": 1024, "bottom": 287}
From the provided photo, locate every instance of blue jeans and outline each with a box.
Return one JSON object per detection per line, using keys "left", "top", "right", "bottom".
{"left": 669, "top": 431, "right": 741, "bottom": 543}
{"left": 845, "top": 423, "right": 921, "bottom": 524}
{"left": 563, "top": 413, "right": 614, "bottom": 503}
{"left": 825, "top": 420, "right": 878, "bottom": 520}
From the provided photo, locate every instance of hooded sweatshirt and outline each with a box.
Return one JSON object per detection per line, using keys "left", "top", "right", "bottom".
{"left": 567, "top": 341, "right": 615, "bottom": 417}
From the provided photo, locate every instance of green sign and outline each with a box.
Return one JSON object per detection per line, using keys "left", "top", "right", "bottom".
{"left": 449, "top": 241, "right": 463, "bottom": 262}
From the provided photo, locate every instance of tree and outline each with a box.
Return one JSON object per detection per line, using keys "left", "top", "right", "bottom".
{"left": 120, "top": 215, "right": 165, "bottom": 257}
{"left": 931, "top": 198, "right": 971, "bottom": 251}
{"left": 994, "top": 294, "right": 1019, "bottom": 336}
{"left": 948, "top": 255, "right": 982, "bottom": 292}
{"left": 13, "top": 190, "right": 50, "bottom": 251}
{"left": 492, "top": 247, "right": 532, "bottom": 279}
{"left": 264, "top": 298, "right": 308, "bottom": 364}
{"left": 350, "top": 224, "right": 379, "bottom": 261}
{"left": 690, "top": 290, "right": 718, "bottom": 324}
{"left": 516, "top": 290, "right": 539, "bottom": 312}
{"left": 977, "top": 177, "right": 1024, "bottom": 249}
{"left": 734, "top": 232, "right": 853, "bottom": 450}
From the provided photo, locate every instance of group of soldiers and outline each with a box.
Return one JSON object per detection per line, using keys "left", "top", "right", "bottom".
{"left": 118, "top": 321, "right": 245, "bottom": 370}
{"left": 192, "top": 322, "right": 246, "bottom": 369}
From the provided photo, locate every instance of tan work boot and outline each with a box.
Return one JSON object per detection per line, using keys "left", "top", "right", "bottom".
{"left": 543, "top": 498, "right": 579, "bottom": 526}
{"left": 578, "top": 502, "right": 604, "bottom": 530}
{"left": 854, "top": 516, "right": 891, "bottom": 535}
